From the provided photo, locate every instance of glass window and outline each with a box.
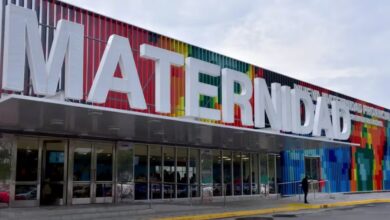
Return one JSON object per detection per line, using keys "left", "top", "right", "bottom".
{"left": 0, "top": 135, "right": 12, "bottom": 206}
{"left": 201, "top": 149, "right": 212, "bottom": 185}
{"left": 251, "top": 153, "right": 259, "bottom": 194}
{"left": 73, "top": 144, "right": 92, "bottom": 182}
{"left": 15, "top": 185, "right": 37, "bottom": 200}
{"left": 212, "top": 150, "right": 222, "bottom": 196}
{"left": 72, "top": 184, "right": 90, "bottom": 198}
{"left": 149, "top": 145, "right": 162, "bottom": 199}
{"left": 134, "top": 144, "right": 147, "bottom": 200}
{"left": 260, "top": 154, "right": 268, "bottom": 194}
{"left": 134, "top": 145, "right": 147, "bottom": 182}
{"left": 201, "top": 149, "right": 213, "bottom": 199}
{"left": 305, "top": 157, "right": 321, "bottom": 180}
{"left": 44, "top": 141, "right": 65, "bottom": 182}
{"left": 177, "top": 148, "right": 188, "bottom": 198}
{"left": 117, "top": 143, "right": 134, "bottom": 183}
{"left": 233, "top": 152, "right": 242, "bottom": 195}
{"left": 16, "top": 138, "right": 39, "bottom": 182}
{"left": 189, "top": 149, "right": 200, "bottom": 197}
{"left": 163, "top": 147, "right": 175, "bottom": 199}
{"left": 268, "top": 154, "right": 276, "bottom": 194}
{"left": 242, "top": 153, "right": 251, "bottom": 195}
{"left": 223, "top": 151, "right": 232, "bottom": 196}
{"left": 116, "top": 142, "right": 134, "bottom": 202}
{"left": 96, "top": 144, "right": 113, "bottom": 181}
{"left": 163, "top": 147, "right": 175, "bottom": 183}
{"left": 42, "top": 140, "right": 66, "bottom": 205}
{"left": 276, "top": 155, "right": 281, "bottom": 194}
{"left": 96, "top": 184, "right": 112, "bottom": 197}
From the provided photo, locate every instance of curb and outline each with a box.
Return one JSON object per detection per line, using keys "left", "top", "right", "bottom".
{"left": 155, "top": 199, "right": 390, "bottom": 220}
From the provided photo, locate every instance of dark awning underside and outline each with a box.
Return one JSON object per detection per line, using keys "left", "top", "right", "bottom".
{"left": 0, "top": 94, "right": 357, "bottom": 152}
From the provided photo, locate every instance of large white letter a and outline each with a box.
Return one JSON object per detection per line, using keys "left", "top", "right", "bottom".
{"left": 87, "top": 35, "right": 146, "bottom": 110}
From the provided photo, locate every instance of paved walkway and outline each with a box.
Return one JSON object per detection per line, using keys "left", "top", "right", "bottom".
{"left": 1, "top": 192, "right": 390, "bottom": 220}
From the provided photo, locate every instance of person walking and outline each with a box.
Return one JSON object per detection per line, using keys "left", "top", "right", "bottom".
{"left": 301, "top": 176, "right": 309, "bottom": 204}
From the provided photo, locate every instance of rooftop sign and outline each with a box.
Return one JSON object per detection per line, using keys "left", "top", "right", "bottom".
{"left": 1, "top": 4, "right": 352, "bottom": 140}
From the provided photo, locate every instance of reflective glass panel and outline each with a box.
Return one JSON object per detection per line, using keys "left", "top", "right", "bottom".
{"left": 163, "top": 147, "right": 175, "bottom": 198}
{"left": 177, "top": 148, "right": 188, "bottom": 198}
{"left": 276, "top": 155, "right": 281, "bottom": 194}
{"left": 73, "top": 184, "right": 90, "bottom": 198}
{"left": 260, "top": 154, "right": 268, "bottom": 194}
{"left": 42, "top": 140, "right": 65, "bottom": 205}
{"left": 212, "top": 150, "right": 222, "bottom": 196}
{"left": 163, "top": 147, "right": 175, "bottom": 183}
{"left": 15, "top": 185, "right": 37, "bottom": 200}
{"left": 41, "top": 183, "right": 63, "bottom": 205}
{"left": 44, "top": 141, "right": 65, "bottom": 182}
{"left": 149, "top": 145, "right": 162, "bottom": 199}
{"left": 117, "top": 143, "right": 134, "bottom": 183}
{"left": 251, "top": 153, "right": 259, "bottom": 194}
{"left": 242, "top": 153, "right": 251, "bottom": 195}
{"left": 189, "top": 149, "right": 200, "bottom": 197}
{"left": 233, "top": 152, "right": 242, "bottom": 195}
{"left": 73, "top": 144, "right": 91, "bottom": 181}
{"left": 223, "top": 151, "right": 232, "bottom": 196}
{"left": 134, "top": 144, "right": 147, "bottom": 182}
{"left": 268, "top": 154, "right": 276, "bottom": 194}
{"left": 201, "top": 149, "right": 212, "bottom": 184}
{"left": 16, "top": 139, "right": 39, "bottom": 182}
{"left": 201, "top": 149, "right": 213, "bottom": 199}
{"left": 134, "top": 144, "right": 147, "bottom": 200}
{"left": 0, "top": 135, "right": 12, "bottom": 206}
{"left": 117, "top": 182, "right": 134, "bottom": 202}
{"left": 96, "top": 184, "right": 112, "bottom": 197}
{"left": 96, "top": 144, "right": 113, "bottom": 181}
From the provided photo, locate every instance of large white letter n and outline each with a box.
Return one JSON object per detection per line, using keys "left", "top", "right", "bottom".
{"left": 87, "top": 35, "right": 147, "bottom": 110}
{"left": 2, "top": 4, "right": 84, "bottom": 99}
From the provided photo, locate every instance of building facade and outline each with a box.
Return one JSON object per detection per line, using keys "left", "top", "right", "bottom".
{"left": 0, "top": 0, "right": 389, "bottom": 207}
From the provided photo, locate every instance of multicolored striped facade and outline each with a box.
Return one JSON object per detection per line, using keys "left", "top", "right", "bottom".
{"left": 1, "top": 0, "right": 390, "bottom": 194}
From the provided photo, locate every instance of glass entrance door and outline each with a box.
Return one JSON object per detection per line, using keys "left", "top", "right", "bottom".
{"left": 41, "top": 140, "right": 67, "bottom": 206}
{"left": 69, "top": 141, "right": 114, "bottom": 204}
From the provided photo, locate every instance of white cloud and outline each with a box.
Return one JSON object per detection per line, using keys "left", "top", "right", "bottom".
{"left": 61, "top": 0, "right": 390, "bottom": 108}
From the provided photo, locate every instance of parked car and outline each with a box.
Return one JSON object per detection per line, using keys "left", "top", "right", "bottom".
{"left": 0, "top": 191, "right": 9, "bottom": 203}
{"left": 15, "top": 188, "right": 37, "bottom": 200}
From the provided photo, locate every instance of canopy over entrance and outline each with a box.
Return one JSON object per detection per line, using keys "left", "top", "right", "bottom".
{"left": 0, "top": 95, "right": 357, "bottom": 152}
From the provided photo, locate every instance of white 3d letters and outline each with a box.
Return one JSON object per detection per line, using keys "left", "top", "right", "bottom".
{"left": 254, "top": 78, "right": 282, "bottom": 130}
{"left": 140, "top": 44, "right": 184, "bottom": 113}
{"left": 222, "top": 68, "right": 253, "bottom": 126}
{"left": 2, "top": 4, "right": 84, "bottom": 99}
{"left": 332, "top": 101, "right": 352, "bottom": 140}
{"left": 185, "top": 57, "right": 221, "bottom": 120}
{"left": 313, "top": 97, "right": 334, "bottom": 138}
{"left": 291, "top": 88, "right": 314, "bottom": 134}
{"left": 0, "top": 5, "right": 357, "bottom": 141}
{"left": 87, "top": 35, "right": 146, "bottom": 110}
{"left": 281, "top": 86, "right": 292, "bottom": 132}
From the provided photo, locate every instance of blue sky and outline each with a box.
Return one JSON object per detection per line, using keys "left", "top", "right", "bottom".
{"left": 62, "top": 0, "right": 390, "bottom": 108}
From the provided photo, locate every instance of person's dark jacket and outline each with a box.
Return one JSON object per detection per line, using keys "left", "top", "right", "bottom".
{"left": 301, "top": 177, "right": 309, "bottom": 192}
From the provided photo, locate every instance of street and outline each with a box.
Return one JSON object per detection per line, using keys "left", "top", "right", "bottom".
{"left": 234, "top": 203, "right": 390, "bottom": 220}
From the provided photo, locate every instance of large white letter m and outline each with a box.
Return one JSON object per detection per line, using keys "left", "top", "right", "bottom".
{"left": 2, "top": 4, "right": 84, "bottom": 99}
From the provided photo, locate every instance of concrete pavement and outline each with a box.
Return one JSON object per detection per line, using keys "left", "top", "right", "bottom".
{"left": 1, "top": 192, "right": 390, "bottom": 220}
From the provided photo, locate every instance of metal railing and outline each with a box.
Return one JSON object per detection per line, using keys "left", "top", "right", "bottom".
{"left": 118, "top": 180, "right": 334, "bottom": 209}
{"left": 277, "top": 179, "right": 331, "bottom": 200}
